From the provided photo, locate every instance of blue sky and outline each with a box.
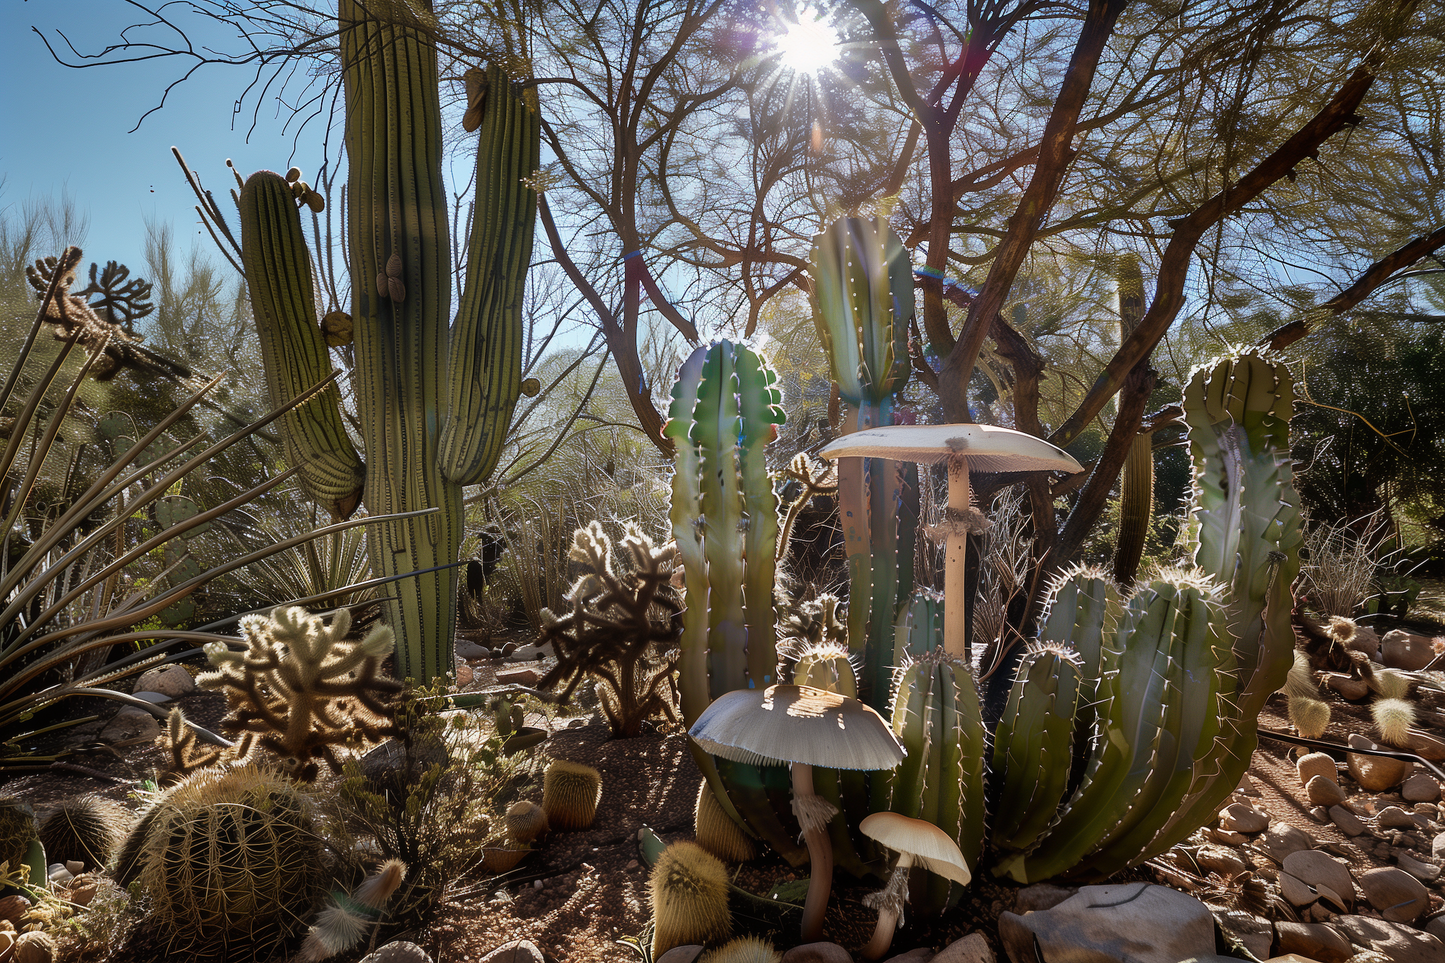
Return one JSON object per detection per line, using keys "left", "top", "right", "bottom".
{"left": 2, "top": 0, "right": 328, "bottom": 277}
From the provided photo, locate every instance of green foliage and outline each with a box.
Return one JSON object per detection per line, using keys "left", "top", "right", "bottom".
{"left": 535, "top": 520, "right": 683, "bottom": 737}
{"left": 197, "top": 606, "right": 403, "bottom": 780}
{"left": 135, "top": 762, "right": 324, "bottom": 961}
{"left": 328, "top": 681, "right": 510, "bottom": 930}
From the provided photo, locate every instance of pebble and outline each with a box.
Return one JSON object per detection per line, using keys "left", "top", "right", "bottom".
{"left": 1013, "top": 883, "right": 1075, "bottom": 913}
{"left": 360, "top": 944, "right": 432, "bottom": 963}
{"left": 1328, "top": 805, "right": 1365, "bottom": 836}
{"left": 1334, "top": 915, "right": 1445, "bottom": 963}
{"left": 1357, "top": 867, "right": 1429, "bottom": 923}
{"left": 1381, "top": 629, "right": 1435, "bottom": 671}
{"left": 1196, "top": 846, "right": 1247, "bottom": 877}
{"left": 1274, "top": 921, "right": 1352, "bottom": 963}
{"left": 1433, "top": 831, "right": 1445, "bottom": 859}
{"left": 454, "top": 663, "right": 474, "bottom": 686}
{"left": 1282, "top": 851, "right": 1354, "bottom": 904}
{"left": 1377, "top": 806, "right": 1421, "bottom": 830}
{"left": 881, "top": 950, "right": 934, "bottom": 963}
{"left": 1346, "top": 734, "right": 1413, "bottom": 791}
{"left": 1394, "top": 850, "right": 1441, "bottom": 882}
{"left": 135, "top": 664, "right": 195, "bottom": 698}
{"left": 1219, "top": 802, "right": 1269, "bottom": 834}
{"left": 1204, "top": 827, "right": 1248, "bottom": 845}
{"left": 1324, "top": 673, "right": 1371, "bottom": 700}
{"left": 1258, "top": 824, "right": 1314, "bottom": 861}
{"left": 1278, "top": 871, "right": 1315, "bottom": 907}
{"left": 932, "top": 933, "right": 991, "bottom": 963}
{"left": 46, "top": 863, "right": 72, "bottom": 886}
{"left": 656, "top": 948, "right": 704, "bottom": 963}
{"left": 1401, "top": 773, "right": 1441, "bottom": 803}
{"left": 455, "top": 638, "right": 491, "bottom": 659}
{"left": 496, "top": 667, "right": 540, "bottom": 687}
{"left": 781, "top": 943, "right": 853, "bottom": 963}
{"left": 1297, "top": 752, "right": 1338, "bottom": 786}
{"left": 97, "top": 705, "right": 160, "bottom": 745}
{"left": 1305, "top": 775, "right": 1346, "bottom": 807}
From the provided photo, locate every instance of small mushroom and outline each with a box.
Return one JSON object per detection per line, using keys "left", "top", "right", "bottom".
{"left": 858, "top": 811, "right": 971, "bottom": 960}
{"left": 689, "top": 684, "right": 904, "bottom": 941}
{"left": 820, "top": 424, "right": 1083, "bottom": 659}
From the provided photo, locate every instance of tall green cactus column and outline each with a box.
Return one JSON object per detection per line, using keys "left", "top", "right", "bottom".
{"left": 238, "top": 0, "right": 539, "bottom": 682}
{"left": 810, "top": 217, "right": 917, "bottom": 711}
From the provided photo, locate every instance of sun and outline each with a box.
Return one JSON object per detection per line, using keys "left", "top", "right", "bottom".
{"left": 773, "top": 10, "right": 841, "bottom": 78}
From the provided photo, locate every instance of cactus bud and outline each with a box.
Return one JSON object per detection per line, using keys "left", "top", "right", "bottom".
{"left": 521, "top": 377, "right": 541, "bottom": 397}
{"left": 388, "top": 276, "right": 406, "bottom": 303}
{"left": 321, "top": 310, "right": 354, "bottom": 347}
{"left": 305, "top": 191, "right": 325, "bottom": 213}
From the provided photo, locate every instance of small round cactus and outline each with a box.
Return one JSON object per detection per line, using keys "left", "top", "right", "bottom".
{"left": 700, "top": 936, "right": 781, "bottom": 963}
{"left": 1289, "top": 696, "right": 1331, "bottom": 740}
{"left": 1374, "top": 697, "right": 1417, "bottom": 747}
{"left": 504, "top": 800, "right": 549, "bottom": 844}
{"left": 649, "top": 841, "right": 731, "bottom": 958}
{"left": 693, "top": 782, "right": 755, "bottom": 863}
{"left": 38, "top": 796, "right": 130, "bottom": 870}
{"left": 541, "top": 759, "right": 602, "bottom": 830}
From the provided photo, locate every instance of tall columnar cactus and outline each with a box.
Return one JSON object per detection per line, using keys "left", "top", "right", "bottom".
{"left": 1112, "top": 255, "right": 1153, "bottom": 585}
{"left": 238, "top": 1, "right": 540, "bottom": 682}
{"left": 667, "top": 340, "right": 799, "bottom": 861}
{"left": 810, "top": 217, "right": 918, "bottom": 711}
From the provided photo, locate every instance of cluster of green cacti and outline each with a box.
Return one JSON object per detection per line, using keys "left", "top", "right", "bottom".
{"left": 197, "top": 606, "right": 402, "bottom": 780}
{"left": 869, "top": 347, "right": 1302, "bottom": 885}
{"left": 237, "top": 0, "right": 541, "bottom": 682}
{"left": 667, "top": 340, "right": 804, "bottom": 862}
{"left": 535, "top": 521, "right": 683, "bottom": 737}
{"left": 36, "top": 797, "right": 130, "bottom": 870}
{"left": 126, "top": 763, "right": 323, "bottom": 959}
{"left": 541, "top": 759, "right": 602, "bottom": 830}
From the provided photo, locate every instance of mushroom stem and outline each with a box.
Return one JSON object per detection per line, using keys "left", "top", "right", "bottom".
{"left": 790, "top": 762, "right": 836, "bottom": 942}
{"left": 861, "top": 857, "right": 913, "bottom": 960}
{"left": 944, "top": 454, "right": 972, "bottom": 660}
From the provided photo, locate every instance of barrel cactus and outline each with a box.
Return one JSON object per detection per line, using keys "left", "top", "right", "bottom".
{"left": 136, "top": 763, "right": 324, "bottom": 959}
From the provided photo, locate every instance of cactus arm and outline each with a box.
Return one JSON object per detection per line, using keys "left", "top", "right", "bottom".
{"left": 238, "top": 171, "right": 365, "bottom": 521}
{"left": 668, "top": 347, "right": 710, "bottom": 725}
{"left": 341, "top": 0, "right": 459, "bottom": 682}
{"left": 439, "top": 63, "right": 540, "bottom": 486}
{"left": 990, "top": 649, "right": 1081, "bottom": 853}
{"left": 736, "top": 347, "right": 785, "bottom": 688}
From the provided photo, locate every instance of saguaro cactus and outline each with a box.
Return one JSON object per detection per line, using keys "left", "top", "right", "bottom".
{"left": 238, "top": 2, "right": 540, "bottom": 681}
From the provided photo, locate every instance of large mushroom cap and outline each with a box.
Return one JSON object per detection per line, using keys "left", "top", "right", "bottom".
{"left": 689, "top": 684, "right": 905, "bottom": 771}
{"left": 819, "top": 424, "right": 1082, "bottom": 475}
{"left": 859, "top": 811, "right": 972, "bottom": 885}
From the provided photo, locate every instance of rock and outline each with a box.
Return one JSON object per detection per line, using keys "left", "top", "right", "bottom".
{"left": 1407, "top": 729, "right": 1445, "bottom": 760}
{"left": 1220, "top": 802, "right": 1270, "bottom": 833}
{"left": 455, "top": 638, "right": 491, "bottom": 660}
{"left": 478, "top": 941, "right": 544, "bottom": 963}
{"left": 1377, "top": 805, "right": 1421, "bottom": 830}
{"left": 1279, "top": 871, "right": 1317, "bottom": 907}
{"left": 1283, "top": 851, "right": 1354, "bottom": 904}
{"left": 933, "top": 933, "right": 992, "bottom": 963}
{"left": 496, "top": 667, "right": 540, "bottom": 687}
{"left": 1298, "top": 752, "right": 1338, "bottom": 787}
{"left": 996, "top": 882, "right": 1216, "bottom": 963}
{"left": 1381, "top": 629, "right": 1435, "bottom": 670}
{"left": 882, "top": 950, "right": 935, "bottom": 963}
{"left": 781, "top": 943, "right": 853, "bottom": 963}
{"left": 13, "top": 931, "right": 56, "bottom": 963}
{"left": 1357, "top": 867, "right": 1429, "bottom": 922}
{"left": 1395, "top": 850, "right": 1441, "bottom": 882}
{"left": 1324, "top": 673, "right": 1371, "bottom": 700}
{"left": 1349, "top": 623, "right": 1381, "bottom": 660}
{"left": 135, "top": 664, "right": 195, "bottom": 698}
{"left": 1013, "top": 883, "right": 1076, "bottom": 914}
{"left": 127, "top": 690, "right": 172, "bottom": 704}
{"left": 1196, "top": 845, "right": 1247, "bottom": 877}
{"left": 454, "top": 662, "right": 474, "bottom": 686}
{"left": 1274, "top": 921, "right": 1352, "bottom": 963}
{"left": 360, "top": 943, "right": 433, "bottom": 963}
{"left": 1328, "top": 805, "right": 1365, "bottom": 836}
{"left": 1346, "top": 734, "right": 1413, "bottom": 791}
{"left": 97, "top": 705, "right": 160, "bottom": 745}
{"left": 656, "top": 947, "right": 705, "bottom": 963}
{"left": 1205, "top": 827, "right": 1249, "bottom": 845}
{"left": 1258, "top": 823, "right": 1315, "bottom": 861}
{"left": 1306, "top": 775, "right": 1346, "bottom": 807}
{"left": 1334, "top": 915, "right": 1444, "bottom": 963}
{"left": 1214, "top": 908, "right": 1274, "bottom": 961}
{"left": 0, "top": 894, "right": 32, "bottom": 926}
{"left": 1433, "top": 831, "right": 1445, "bottom": 859}
{"left": 1427, "top": 916, "right": 1445, "bottom": 943}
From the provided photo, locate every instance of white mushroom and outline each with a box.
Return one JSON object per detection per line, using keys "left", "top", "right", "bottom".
{"left": 858, "top": 811, "right": 971, "bottom": 959}
{"left": 820, "top": 424, "right": 1083, "bottom": 659}
{"left": 689, "top": 684, "right": 905, "bottom": 942}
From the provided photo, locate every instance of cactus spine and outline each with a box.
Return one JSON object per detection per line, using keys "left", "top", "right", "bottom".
{"left": 809, "top": 217, "right": 917, "bottom": 711}
{"left": 239, "top": 1, "right": 540, "bottom": 682}
{"left": 668, "top": 340, "right": 800, "bottom": 862}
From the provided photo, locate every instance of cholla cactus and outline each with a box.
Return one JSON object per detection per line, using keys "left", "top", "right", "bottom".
{"left": 198, "top": 606, "right": 401, "bottom": 780}
{"left": 535, "top": 521, "right": 683, "bottom": 738}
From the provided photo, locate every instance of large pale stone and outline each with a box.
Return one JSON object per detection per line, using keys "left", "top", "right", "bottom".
{"left": 1282, "top": 851, "right": 1353, "bottom": 904}
{"left": 1357, "top": 867, "right": 1429, "bottom": 923}
{"left": 996, "top": 883, "right": 1215, "bottom": 963}
{"left": 1297, "top": 752, "right": 1338, "bottom": 787}
{"left": 1381, "top": 630, "right": 1436, "bottom": 670}
{"left": 1334, "top": 915, "right": 1444, "bottom": 963}
{"left": 1345, "top": 734, "right": 1412, "bottom": 791}
{"left": 1274, "top": 921, "right": 1352, "bottom": 963}
{"left": 135, "top": 664, "right": 195, "bottom": 698}
{"left": 1219, "top": 802, "right": 1269, "bottom": 833}
{"left": 1401, "top": 773, "right": 1441, "bottom": 802}
{"left": 97, "top": 705, "right": 160, "bottom": 745}
{"left": 1305, "top": 775, "right": 1346, "bottom": 807}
